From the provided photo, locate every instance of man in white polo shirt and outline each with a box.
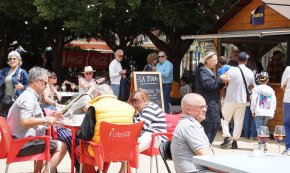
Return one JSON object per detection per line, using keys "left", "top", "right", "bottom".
{"left": 220, "top": 52, "right": 255, "bottom": 149}
{"left": 109, "top": 49, "right": 127, "bottom": 97}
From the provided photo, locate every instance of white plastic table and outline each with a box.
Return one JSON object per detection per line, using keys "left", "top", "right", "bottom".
{"left": 193, "top": 153, "right": 289, "bottom": 173}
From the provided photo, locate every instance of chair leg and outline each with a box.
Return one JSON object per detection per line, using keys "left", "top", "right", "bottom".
{"left": 155, "top": 156, "right": 159, "bottom": 173}
{"left": 5, "top": 164, "right": 9, "bottom": 173}
{"left": 79, "top": 163, "right": 83, "bottom": 173}
{"left": 47, "top": 161, "right": 51, "bottom": 173}
{"left": 124, "top": 161, "right": 127, "bottom": 173}
{"left": 150, "top": 157, "right": 153, "bottom": 173}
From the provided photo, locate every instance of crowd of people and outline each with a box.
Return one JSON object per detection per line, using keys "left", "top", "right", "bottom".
{"left": 1, "top": 47, "right": 290, "bottom": 173}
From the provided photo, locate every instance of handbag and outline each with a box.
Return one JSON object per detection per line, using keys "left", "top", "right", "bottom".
{"left": 237, "top": 66, "right": 251, "bottom": 103}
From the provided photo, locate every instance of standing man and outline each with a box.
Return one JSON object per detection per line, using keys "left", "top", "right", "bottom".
{"left": 171, "top": 93, "right": 221, "bottom": 173}
{"left": 6, "top": 67, "right": 67, "bottom": 173}
{"left": 220, "top": 52, "right": 255, "bottom": 149}
{"left": 109, "top": 49, "right": 127, "bottom": 97}
{"left": 156, "top": 51, "right": 173, "bottom": 114}
{"left": 227, "top": 47, "right": 239, "bottom": 67}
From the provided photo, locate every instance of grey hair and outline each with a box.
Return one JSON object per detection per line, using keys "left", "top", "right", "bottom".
{"left": 8, "top": 51, "right": 23, "bottom": 66}
{"left": 99, "top": 84, "right": 114, "bottom": 95}
{"left": 115, "top": 49, "right": 123, "bottom": 57}
{"left": 181, "top": 93, "right": 203, "bottom": 109}
{"left": 200, "top": 50, "right": 217, "bottom": 64}
{"left": 28, "top": 67, "right": 49, "bottom": 84}
{"left": 88, "top": 84, "right": 114, "bottom": 97}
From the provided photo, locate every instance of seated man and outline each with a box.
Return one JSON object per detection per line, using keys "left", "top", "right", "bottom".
{"left": 76, "top": 84, "right": 135, "bottom": 173}
{"left": 6, "top": 67, "right": 67, "bottom": 173}
{"left": 171, "top": 93, "right": 222, "bottom": 173}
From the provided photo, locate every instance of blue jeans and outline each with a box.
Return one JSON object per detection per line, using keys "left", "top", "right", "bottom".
{"left": 255, "top": 116, "right": 269, "bottom": 130}
{"left": 111, "top": 84, "right": 120, "bottom": 98}
{"left": 243, "top": 106, "right": 257, "bottom": 138}
{"left": 284, "top": 102, "right": 290, "bottom": 149}
{"left": 162, "top": 84, "right": 171, "bottom": 114}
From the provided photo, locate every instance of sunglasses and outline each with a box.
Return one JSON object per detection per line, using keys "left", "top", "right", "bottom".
{"left": 131, "top": 98, "right": 139, "bottom": 104}
{"left": 8, "top": 58, "right": 17, "bottom": 61}
{"left": 49, "top": 76, "right": 57, "bottom": 79}
{"left": 118, "top": 55, "right": 123, "bottom": 58}
{"left": 158, "top": 55, "right": 165, "bottom": 58}
{"left": 85, "top": 72, "right": 93, "bottom": 75}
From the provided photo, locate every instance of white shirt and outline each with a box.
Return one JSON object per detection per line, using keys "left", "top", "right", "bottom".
{"left": 224, "top": 64, "right": 255, "bottom": 103}
{"left": 281, "top": 66, "right": 290, "bottom": 103}
{"left": 109, "top": 59, "right": 122, "bottom": 85}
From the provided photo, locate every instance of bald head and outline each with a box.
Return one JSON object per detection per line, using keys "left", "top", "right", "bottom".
{"left": 181, "top": 93, "right": 207, "bottom": 122}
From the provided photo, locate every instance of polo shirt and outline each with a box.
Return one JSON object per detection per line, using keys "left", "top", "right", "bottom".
{"left": 171, "top": 114, "right": 211, "bottom": 173}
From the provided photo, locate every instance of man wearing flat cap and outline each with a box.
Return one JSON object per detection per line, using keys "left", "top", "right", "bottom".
{"left": 220, "top": 52, "right": 255, "bottom": 149}
{"left": 79, "top": 66, "right": 97, "bottom": 95}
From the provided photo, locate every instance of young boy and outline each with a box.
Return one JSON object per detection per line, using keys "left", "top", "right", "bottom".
{"left": 250, "top": 72, "right": 276, "bottom": 130}
{"left": 217, "top": 56, "right": 231, "bottom": 76}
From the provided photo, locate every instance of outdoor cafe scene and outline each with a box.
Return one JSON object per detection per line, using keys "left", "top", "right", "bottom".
{"left": 1, "top": 0, "right": 290, "bottom": 172}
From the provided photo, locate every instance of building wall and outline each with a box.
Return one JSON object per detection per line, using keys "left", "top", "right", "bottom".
{"left": 219, "top": 0, "right": 290, "bottom": 32}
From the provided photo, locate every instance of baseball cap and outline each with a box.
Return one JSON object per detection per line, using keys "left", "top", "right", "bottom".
{"left": 258, "top": 72, "right": 269, "bottom": 81}
{"left": 237, "top": 52, "right": 249, "bottom": 61}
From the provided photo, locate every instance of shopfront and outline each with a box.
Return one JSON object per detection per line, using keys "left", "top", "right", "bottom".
{"left": 182, "top": 0, "right": 290, "bottom": 131}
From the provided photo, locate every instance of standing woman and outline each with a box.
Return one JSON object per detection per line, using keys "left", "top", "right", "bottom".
{"left": 144, "top": 53, "right": 158, "bottom": 71}
{"left": 281, "top": 66, "right": 290, "bottom": 154}
{"left": 0, "top": 51, "right": 29, "bottom": 117}
{"left": 195, "top": 50, "right": 229, "bottom": 143}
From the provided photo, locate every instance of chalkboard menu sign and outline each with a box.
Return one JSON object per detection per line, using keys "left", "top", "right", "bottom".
{"left": 132, "top": 72, "right": 164, "bottom": 111}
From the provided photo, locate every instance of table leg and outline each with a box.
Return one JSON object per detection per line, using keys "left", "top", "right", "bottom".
{"left": 71, "top": 127, "right": 75, "bottom": 173}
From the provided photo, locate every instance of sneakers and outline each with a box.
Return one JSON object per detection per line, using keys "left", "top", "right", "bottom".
{"left": 282, "top": 148, "right": 290, "bottom": 156}
{"left": 220, "top": 137, "right": 232, "bottom": 149}
{"left": 231, "top": 140, "right": 238, "bottom": 149}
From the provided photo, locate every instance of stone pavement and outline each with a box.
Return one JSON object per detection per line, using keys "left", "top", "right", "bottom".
{"left": 0, "top": 130, "right": 285, "bottom": 173}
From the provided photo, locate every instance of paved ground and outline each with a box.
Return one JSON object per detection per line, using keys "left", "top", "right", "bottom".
{"left": 0, "top": 130, "right": 285, "bottom": 173}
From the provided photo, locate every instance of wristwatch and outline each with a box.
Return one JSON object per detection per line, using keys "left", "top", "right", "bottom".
{"left": 43, "top": 117, "right": 48, "bottom": 127}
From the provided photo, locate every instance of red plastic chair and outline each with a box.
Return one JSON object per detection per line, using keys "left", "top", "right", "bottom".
{"left": 141, "top": 113, "right": 182, "bottom": 173}
{"left": 0, "top": 117, "right": 51, "bottom": 173}
{"left": 79, "top": 121, "right": 144, "bottom": 173}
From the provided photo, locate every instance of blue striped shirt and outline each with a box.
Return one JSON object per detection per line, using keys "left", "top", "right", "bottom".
{"left": 134, "top": 102, "right": 167, "bottom": 139}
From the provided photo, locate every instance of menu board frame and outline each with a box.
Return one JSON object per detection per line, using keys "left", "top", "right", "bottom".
{"left": 132, "top": 71, "right": 164, "bottom": 111}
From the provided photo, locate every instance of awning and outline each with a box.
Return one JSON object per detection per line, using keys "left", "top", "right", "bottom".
{"left": 181, "top": 29, "right": 290, "bottom": 40}
{"left": 262, "top": 0, "right": 290, "bottom": 20}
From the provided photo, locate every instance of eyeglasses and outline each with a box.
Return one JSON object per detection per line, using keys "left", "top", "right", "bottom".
{"left": 38, "top": 79, "right": 48, "bottom": 86}
{"left": 85, "top": 72, "right": 93, "bottom": 75}
{"left": 8, "top": 58, "right": 17, "bottom": 61}
{"left": 158, "top": 56, "right": 165, "bottom": 58}
{"left": 118, "top": 55, "right": 123, "bottom": 58}
{"left": 195, "top": 105, "right": 208, "bottom": 110}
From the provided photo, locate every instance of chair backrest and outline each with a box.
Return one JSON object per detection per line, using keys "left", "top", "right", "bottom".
{"left": 0, "top": 117, "right": 12, "bottom": 158}
{"left": 100, "top": 121, "right": 144, "bottom": 163}
{"left": 165, "top": 113, "right": 182, "bottom": 133}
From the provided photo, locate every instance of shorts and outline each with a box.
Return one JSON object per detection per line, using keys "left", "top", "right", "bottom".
{"left": 17, "top": 139, "right": 58, "bottom": 157}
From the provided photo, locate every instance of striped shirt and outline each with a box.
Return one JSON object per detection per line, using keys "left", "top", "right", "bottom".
{"left": 135, "top": 102, "right": 167, "bottom": 140}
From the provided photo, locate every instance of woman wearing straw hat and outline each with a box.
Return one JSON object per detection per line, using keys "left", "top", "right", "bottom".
{"left": 79, "top": 66, "right": 97, "bottom": 95}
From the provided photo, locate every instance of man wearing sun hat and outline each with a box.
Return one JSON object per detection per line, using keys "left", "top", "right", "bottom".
{"left": 220, "top": 52, "right": 255, "bottom": 149}
{"left": 79, "top": 66, "right": 96, "bottom": 95}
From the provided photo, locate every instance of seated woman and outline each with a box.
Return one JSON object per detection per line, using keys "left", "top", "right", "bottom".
{"left": 76, "top": 84, "right": 135, "bottom": 173}
{"left": 40, "top": 72, "right": 63, "bottom": 110}
{"left": 129, "top": 88, "right": 167, "bottom": 151}
{"left": 119, "top": 88, "right": 168, "bottom": 172}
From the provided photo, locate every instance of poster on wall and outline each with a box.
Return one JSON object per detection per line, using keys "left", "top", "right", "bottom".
{"left": 250, "top": 5, "right": 265, "bottom": 25}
